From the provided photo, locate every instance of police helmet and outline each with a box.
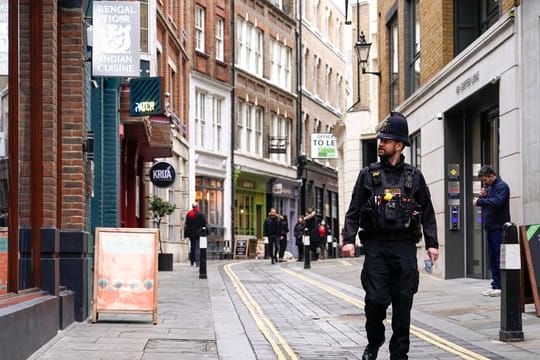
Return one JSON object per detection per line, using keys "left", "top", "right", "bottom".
{"left": 377, "top": 111, "right": 411, "bottom": 146}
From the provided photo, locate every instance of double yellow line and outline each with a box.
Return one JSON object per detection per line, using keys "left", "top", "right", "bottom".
{"left": 224, "top": 261, "right": 490, "bottom": 360}
{"left": 224, "top": 263, "right": 298, "bottom": 360}
{"left": 282, "top": 268, "right": 490, "bottom": 360}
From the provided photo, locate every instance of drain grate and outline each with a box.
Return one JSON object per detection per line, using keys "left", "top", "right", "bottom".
{"left": 145, "top": 338, "right": 217, "bottom": 353}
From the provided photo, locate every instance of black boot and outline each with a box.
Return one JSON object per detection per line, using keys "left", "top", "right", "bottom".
{"left": 362, "top": 345, "right": 380, "bottom": 360}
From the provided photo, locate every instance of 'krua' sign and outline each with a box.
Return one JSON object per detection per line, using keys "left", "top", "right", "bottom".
{"left": 150, "top": 162, "right": 176, "bottom": 188}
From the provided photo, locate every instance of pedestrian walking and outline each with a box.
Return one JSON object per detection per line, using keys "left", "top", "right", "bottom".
{"left": 294, "top": 216, "right": 305, "bottom": 261}
{"left": 341, "top": 111, "right": 439, "bottom": 360}
{"left": 263, "top": 208, "right": 281, "bottom": 264}
{"left": 304, "top": 208, "right": 320, "bottom": 261}
{"left": 278, "top": 214, "right": 289, "bottom": 261}
{"left": 318, "top": 220, "right": 329, "bottom": 259}
{"left": 473, "top": 165, "right": 510, "bottom": 297}
{"left": 184, "top": 201, "right": 208, "bottom": 267}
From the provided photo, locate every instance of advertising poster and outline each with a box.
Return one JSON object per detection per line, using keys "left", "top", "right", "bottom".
{"left": 0, "top": 229, "right": 7, "bottom": 294}
{"left": 92, "top": 228, "right": 158, "bottom": 323}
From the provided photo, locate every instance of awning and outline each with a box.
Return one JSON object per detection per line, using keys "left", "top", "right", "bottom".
{"left": 120, "top": 85, "right": 172, "bottom": 160}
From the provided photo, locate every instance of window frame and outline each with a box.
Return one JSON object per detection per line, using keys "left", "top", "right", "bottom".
{"left": 215, "top": 17, "right": 224, "bottom": 61}
{"left": 195, "top": 6, "right": 205, "bottom": 53}
{"left": 389, "top": 18, "right": 399, "bottom": 111}
{"left": 406, "top": 0, "right": 420, "bottom": 96}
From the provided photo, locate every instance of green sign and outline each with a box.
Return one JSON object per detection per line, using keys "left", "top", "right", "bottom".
{"left": 129, "top": 77, "right": 164, "bottom": 117}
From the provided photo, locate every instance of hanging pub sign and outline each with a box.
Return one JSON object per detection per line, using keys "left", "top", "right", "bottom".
{"left": 311, "top": 133, "right": 337, "bottom": 159}
{"left": 92, "top": 1, "right": 140, "bottom": 77}
{"left": 150, "top": 161, "right": 176, "bottom": 188}
{"left": 129, "top": 77, "right": 163, "bottom": 116}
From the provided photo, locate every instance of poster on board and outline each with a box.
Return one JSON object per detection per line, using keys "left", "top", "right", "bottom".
{"left": 92, "top": 227, "right": 159, "bottom": 324}
{"left": 234, "top": 238, "right": 248, "bottom": 259}
{"left": 519, "top": 224, "right": 540, "bottom": 316}
{"left": 0, "top": 228, "right": 7, "bottom": 294}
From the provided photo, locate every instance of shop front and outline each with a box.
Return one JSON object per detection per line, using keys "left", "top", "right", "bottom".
{"left": 401, "top": 14, "right": 520, "bottom": 279}
{"left": 234, "top": 173, "right": 268, "bottom": 258}
{"left": 268, "top": 179, "right": 300, "bottom": 256}
{"left": 301, "top": 161, "right": 339, "bottom": 234}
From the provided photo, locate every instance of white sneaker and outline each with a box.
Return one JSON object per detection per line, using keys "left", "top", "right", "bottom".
{"left": 489, "top": 289, "right": 501, "bottom": 297}
{"left": 482, "top": 289, "right": 495, "bottom": 296}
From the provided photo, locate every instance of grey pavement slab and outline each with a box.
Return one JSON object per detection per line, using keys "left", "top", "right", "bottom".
{"left": 28, "top": 257, "right": 540, "bottom": 360}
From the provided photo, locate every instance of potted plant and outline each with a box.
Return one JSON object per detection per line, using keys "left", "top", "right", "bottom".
{"left": 149, "top": 195, "right": 176, "bottom": 271}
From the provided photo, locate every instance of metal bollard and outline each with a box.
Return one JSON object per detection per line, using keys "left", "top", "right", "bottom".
{"left": 333, "top": 238, "right": 337, "bottom": 259}
{"left": 326, "top": 228, "right": 333, "bottom": 258}
{"left": 499, "top": 222, "right": 523, "bottom": 341}
{"left": 199, "top": 227, "right": 208, "bottom": 279}
{"left": 303, "top": 227, "right": 311, "bottom": 269}
{"left": 264, "top": 236, "right": 269, "bottom": 259}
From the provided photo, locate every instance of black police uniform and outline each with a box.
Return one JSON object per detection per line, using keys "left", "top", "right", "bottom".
{"left": 341, "top": 112, "right": 438, "bottom": 359}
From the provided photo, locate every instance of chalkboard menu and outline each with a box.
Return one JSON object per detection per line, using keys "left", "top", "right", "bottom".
{"left": 519, "top": 224, "right": 540, "bottom": 316}
{"left": 234, "top": 239, "right": 248, "bottom": 259}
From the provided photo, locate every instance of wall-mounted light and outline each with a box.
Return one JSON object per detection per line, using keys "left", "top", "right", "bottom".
{"left": 355, "top": 31, "right": 381, "bottom": 77}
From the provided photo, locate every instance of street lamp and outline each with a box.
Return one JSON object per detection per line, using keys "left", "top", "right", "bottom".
{"left": 355, "top": 31, "right": 381, "bottom": 77}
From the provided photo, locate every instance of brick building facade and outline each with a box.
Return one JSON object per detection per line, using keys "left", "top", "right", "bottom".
{"left": 231, "top": 0, "right": 299, "bottom": 253}
{"left": 297, "top": 0, "right": 347, "bottom": 241}
{"left": 1, "top": 0, "right": 93, "bottom": 358}
{"left": 188, "top": 0, "right": 233, "bottom": 258}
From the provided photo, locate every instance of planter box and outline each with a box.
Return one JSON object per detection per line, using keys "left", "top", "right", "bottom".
{"left": 158, "top": 253, "right": 173, "bottom": 271}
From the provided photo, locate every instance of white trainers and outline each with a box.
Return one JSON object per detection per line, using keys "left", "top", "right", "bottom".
{"left": 482, "top": 288, "right": 501, "bottom": 296}
{"left": 482, "top": 289, "right": 494, "bottom": 296}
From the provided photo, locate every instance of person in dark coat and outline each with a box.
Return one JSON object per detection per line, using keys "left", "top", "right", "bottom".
{"left": 293, "top": 216, "right": 305, "bottom": 261}
{"left": 184, "top": 201, "right": 207, "bottom": 267}
{"left": 263, "top": 208, "right": 281, "bottom": 264}
{"left": 304, "top": 207, "right": 320, "bottom": 261}
{"left": 278, "top": 214, "right": 289, "bottom": 261}
{"left": 473, "top": 165, "right": 510, "bottom": 297}
{"left": 341, "top": 112, "right": 438, "bottom": 360}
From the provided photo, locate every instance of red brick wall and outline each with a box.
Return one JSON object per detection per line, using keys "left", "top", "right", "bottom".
{"left": 157, "top": 1, "right": 190, "bottom": 139}
{"left": 59, "top": 7, "right": 87, "bottom": 230}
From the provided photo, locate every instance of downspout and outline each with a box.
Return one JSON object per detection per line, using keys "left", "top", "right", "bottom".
{"left": 230, "top": 0, "right": 236, "bottom": 247}
{"left": 296, "top": 0, "right": 305, "bottom": 215}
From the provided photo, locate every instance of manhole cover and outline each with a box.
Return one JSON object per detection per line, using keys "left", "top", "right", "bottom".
{"left": 145, "top": 338, "right": 217, "bottom": 353}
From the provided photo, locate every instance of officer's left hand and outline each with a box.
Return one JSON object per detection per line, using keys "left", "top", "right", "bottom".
{"left": 427, "top": 247, "right": 439, "bottom": 263}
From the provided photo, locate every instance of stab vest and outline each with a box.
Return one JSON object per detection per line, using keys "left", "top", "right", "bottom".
{"left": 366, "top": 162, "right": 419, "bottom": 233}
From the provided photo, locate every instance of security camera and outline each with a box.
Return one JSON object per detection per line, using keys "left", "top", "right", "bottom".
{"left": 436, "top": 112, "right": 443, "bottom": 121}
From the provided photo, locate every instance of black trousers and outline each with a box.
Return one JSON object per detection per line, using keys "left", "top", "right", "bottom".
{"left": 269, "top": 236, "right": 279, "bottom": 262}
{"left": 361, "top": 239, "right": 419, "bottom": 359}
{"left": 279, "top": 238, "right": 287, "bottom": 258}
{"left": 296, "top": 243, "right": 304, "bottom": 260}
{"left": 189, "top": 236, "right": 200, "bottom": 266}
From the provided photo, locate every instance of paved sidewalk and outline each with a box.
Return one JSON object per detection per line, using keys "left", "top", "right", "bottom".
{"left": 28, "top": 258, "right": 540, "bottom": 359}
{"left": 300, "top": 258, "right": 540, "bottom": 359}
{"left": 29, "top": 262, "right": 254, "bottom": 360}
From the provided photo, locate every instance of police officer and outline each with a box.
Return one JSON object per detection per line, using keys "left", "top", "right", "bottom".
{"left": 341, "top": 112, "right": 439, "bottom": 360}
